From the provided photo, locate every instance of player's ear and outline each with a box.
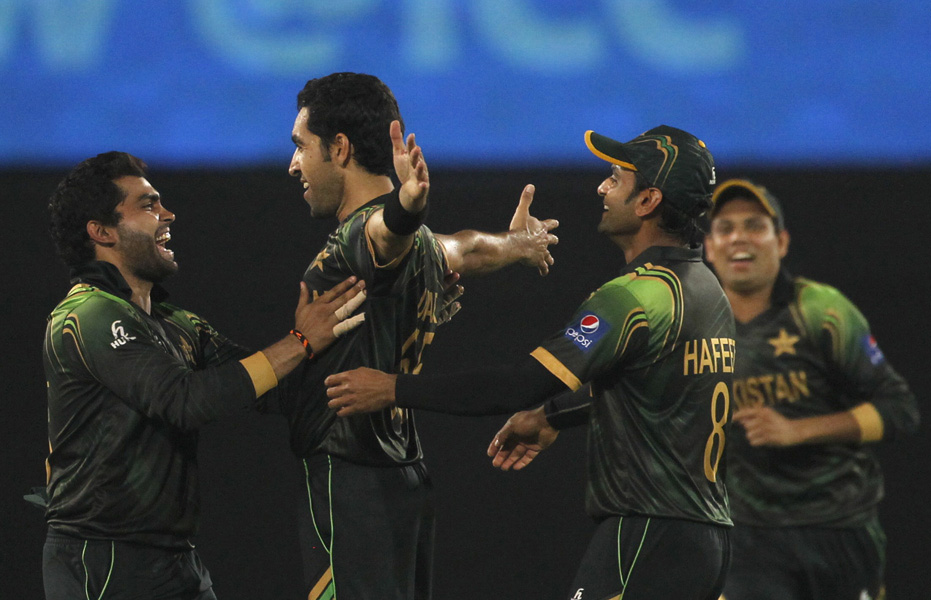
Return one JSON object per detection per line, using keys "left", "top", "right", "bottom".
{"left": 87, "top": 221, "right": 117, "bottom": 247}
{"left": 777, "top": 228, "right": 790, "bottom": 258}
{"left": 636, "top": 188, "right": 664, "bottom": 218}
{"left": 332, "top": 133, "right": 352, "bottom": 167}
{"left": 704, "top": 234, "right": 717, "bottom": 262}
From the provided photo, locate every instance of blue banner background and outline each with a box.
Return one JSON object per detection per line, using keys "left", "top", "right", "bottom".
{"left": 2, "top": 1, "right": 929, "bottom": 167}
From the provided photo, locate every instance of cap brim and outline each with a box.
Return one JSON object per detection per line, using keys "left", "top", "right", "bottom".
{"left": 585, "top": 131, "right": 638, "bottom": 172}
{"left": 711, "top": 179, "right": 778, "bottom": 219}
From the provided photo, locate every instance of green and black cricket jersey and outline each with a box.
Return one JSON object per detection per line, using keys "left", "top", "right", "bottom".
{"left": 726, "top": 269, "right": 919, "bottom": 528}
{"left": 532, "top": 245, "right": 736, "bottom": 525}
{"left": 276, "top": 194, "right": 448, "bottom": 466}
{"left": 43, "top": 261, "right": 271, "bottom": 549}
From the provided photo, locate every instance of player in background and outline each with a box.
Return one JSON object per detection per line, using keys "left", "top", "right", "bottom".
{"left": 277, "top": 72, "right": 559, "bottom": 600}
{"left": 325, "top": 125, "right": 735, "bottom": 600}
{"left": 704, "top": 180, "right": 920, "bottom": 600}
{"left": 43, "top": 151, "right": 364, "bottom": 600}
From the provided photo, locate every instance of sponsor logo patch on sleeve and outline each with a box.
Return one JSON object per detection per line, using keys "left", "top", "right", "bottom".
{"left": 861, "top": 334, "right": 885, "bottom": 365}
{"left": 565, "top": 313, "right": 608, "bottom": 351}
{"left": 109, "top": 320, "right": 137, "bottom": 349}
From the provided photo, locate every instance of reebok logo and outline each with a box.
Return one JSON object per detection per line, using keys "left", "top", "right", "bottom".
{"left": 572, "top": 589, "right": 584, "bottom": 599}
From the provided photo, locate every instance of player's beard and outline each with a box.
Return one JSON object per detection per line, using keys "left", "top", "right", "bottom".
{"left": 117, "top": 224, "right": 178, "bottom": 283}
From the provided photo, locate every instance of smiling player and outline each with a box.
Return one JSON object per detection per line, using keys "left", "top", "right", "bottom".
{"left": 325, "top": 125, "right": 736, "bottom": 600}
{"left": 42, "top": 151, "right": 365, "bottom": 600}
{"left": 705, "top": 179, "right": 920, "bottom": 600}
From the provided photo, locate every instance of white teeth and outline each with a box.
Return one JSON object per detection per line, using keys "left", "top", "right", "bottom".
{"left": 303, "top": 182, "right": 309, "bottom": 189}
{"left": 156, "top": 231, "right": 171, "bottom": 244}
{"left": 732, "top": 252, "right": 752, "bottom": 260}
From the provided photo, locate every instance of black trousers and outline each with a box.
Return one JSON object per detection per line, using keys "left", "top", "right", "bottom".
{"left": 722, "top": 522, "right": 886, "bottom": 600}
{"left": 299, "top": 456, "right": 436, "bottom": 600}
{"left": 567, "top": 515, "right": 731, "bottom": 600}
{"left": 43, "top": 532, "right": 215, "bottom": 600}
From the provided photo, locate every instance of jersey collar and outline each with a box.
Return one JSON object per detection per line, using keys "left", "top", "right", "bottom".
{"left": 69, "top": 260, "right": 169, "bottom": 303}
{"left": 343, "top": 189, "right": 399, "bottom": 223}
{"left": 622, "top": 244, "right": 703, "bottom": 274}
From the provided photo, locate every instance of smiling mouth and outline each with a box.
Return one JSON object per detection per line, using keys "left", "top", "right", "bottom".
{"left": 156, "top": 230, "right": 174, "bottom": 259}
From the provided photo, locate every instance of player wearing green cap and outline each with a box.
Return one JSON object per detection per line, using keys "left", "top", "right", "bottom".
{"left": 325, "top": 125, "right": 736, "bottom": 600}
{"left": 705, "top": 179, "right": 919, "bottom": 600}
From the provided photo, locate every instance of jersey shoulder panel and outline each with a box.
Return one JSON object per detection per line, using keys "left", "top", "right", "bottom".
{"left": 52, "top": 287, "right": 143, "bottom": 335}
{"left": 793, "top": 277, "right": 870, "bottom": 356}
{"left": 157, "top": 302, "right": 212, "bottom": 337}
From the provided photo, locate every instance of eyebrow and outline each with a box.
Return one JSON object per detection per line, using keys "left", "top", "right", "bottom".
{"left": 136, "top": 192, "right": 160, "bottom": 204}
{"left": 292, "top": 133, "right": 303, "bottom": 146}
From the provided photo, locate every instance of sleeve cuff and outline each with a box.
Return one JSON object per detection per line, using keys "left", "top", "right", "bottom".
{"left": 850, "top": 402, "right": 884, "bottom": 442}
{"left": 239, "top": 351, "right": 279, "bottom": 398}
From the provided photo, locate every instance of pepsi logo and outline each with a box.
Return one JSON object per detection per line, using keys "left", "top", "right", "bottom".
{"left": 580, "top": 315, "right": 600, "bottom": 334}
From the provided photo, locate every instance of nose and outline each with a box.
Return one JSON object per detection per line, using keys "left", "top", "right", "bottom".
{"left": 288, "top": 150, "right": 300, "bottom": 177}
{"left": 160, "top": 206, "right": 175, "bottom": 224}
{"left": 596, "top": 179, "right": 610, "bottom": 197}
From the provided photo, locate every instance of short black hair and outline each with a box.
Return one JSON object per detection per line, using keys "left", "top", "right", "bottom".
{"left": 658, "top": 201, "right": 708, "bottom": 246}
{"left": 297, "top": 72, "right": 403, "bottom": 177}
{"left": 635, "top": 170, "right": 709, "bottom": 246}
{"left": 49, "top": 151, "right": 148, "bottom": 268}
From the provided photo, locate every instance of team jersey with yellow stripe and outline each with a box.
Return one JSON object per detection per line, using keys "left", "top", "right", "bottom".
{"left": 274, "top": 193, "right": 448, "bottom": 465}
{"left": 533, "top": 245, "right": 735, "bottom": 525}
{"left": 726, "top": 269, "right": 919, "bottom": 527}
{"left": 43, "top": 261, "right": 257, "bottom": 548}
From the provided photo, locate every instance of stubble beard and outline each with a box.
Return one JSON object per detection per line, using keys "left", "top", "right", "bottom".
{"left": 118, "top": 225, "right": 178, "bottom": 283}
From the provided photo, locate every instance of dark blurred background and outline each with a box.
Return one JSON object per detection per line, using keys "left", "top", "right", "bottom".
{"left": 3, "top": 2, "right": 930, "bottom": 598}
{"left": 3, "top": 167, "right": 929, "bottom": 598}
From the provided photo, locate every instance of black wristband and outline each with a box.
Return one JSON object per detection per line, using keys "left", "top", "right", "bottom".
{"left": 383, "top": 190, "right": 427, "bottom": 236}
{"left": 543, "top": 388, "right": 592, "bottom": 430}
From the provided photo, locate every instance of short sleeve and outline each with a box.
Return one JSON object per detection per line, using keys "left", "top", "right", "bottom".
{"left": 531, "top": 282, "right": 650, "bottom": 390}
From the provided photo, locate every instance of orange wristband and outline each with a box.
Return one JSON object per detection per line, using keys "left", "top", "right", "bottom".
{"left": 289, "top": 329, "right": 315, "bottom": 360}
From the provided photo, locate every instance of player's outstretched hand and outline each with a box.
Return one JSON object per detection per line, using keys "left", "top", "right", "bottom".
{"left": 391, "top": 120, "right": 429, "bottom": 213}
{"left": 733, "top": 406, "right": 800, "bottom": 447}
{"left": 508, "top": 184, "right": 559, "bottom": 276}
{"left": 487, "top": 406, "right": 559, "bottom": 470}
{"left": 294, "top": 277, "right": 366, "bottom": 355}
{"left": 326, "top": 367, "right": 397, "bottom": 417}
{"left": 437, "top": 269, "right": 463, "bottom": 326}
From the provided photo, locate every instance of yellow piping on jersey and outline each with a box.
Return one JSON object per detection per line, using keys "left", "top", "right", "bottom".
{"left": 530, "top": 347, "right": 582, "bottom": 391}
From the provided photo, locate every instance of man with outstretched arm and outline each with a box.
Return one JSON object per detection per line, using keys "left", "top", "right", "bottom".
{"left": 704, "top": 179, "right": 919, "bottom": 600}
{"left": 276, "top": 72, "right": 559, "bottom": 600}
{"left": 42, "top": 151, "right": 365, "bottom": 600}
{"left": 325, "top": 125, "right": 734, "bottom": 600}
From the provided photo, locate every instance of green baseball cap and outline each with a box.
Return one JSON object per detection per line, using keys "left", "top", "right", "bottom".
{"left": 585, "top": 125, "right": 716, "bottom": 217}
{"left": 711, "top": 179, "right": 785, "bottom": 231}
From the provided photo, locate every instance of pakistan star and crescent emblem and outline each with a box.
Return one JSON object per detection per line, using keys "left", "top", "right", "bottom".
{"left": 310, "top": 248, "right": 331, "bottom": 272}
{"left": 768, "top": 328, "right": 800, "bottom": 357}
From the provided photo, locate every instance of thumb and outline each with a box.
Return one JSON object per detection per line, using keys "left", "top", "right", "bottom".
{"left": 518, "top": 184, "right": 535, "bottom": 211}
{"left": 298, "top": 281, "right": 310, "bottom": 305}
{"left": 390, "top": 120, "right": 404, "bottom": 153}
{"left": 510, "top": 184, "right": 535, "bottom": 229}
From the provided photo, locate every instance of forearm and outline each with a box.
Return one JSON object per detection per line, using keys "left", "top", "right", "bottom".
{"left": 252, "top": 334, "right": 313, "bottom": 390}
{"left": 396, "top": 357, "right": 567, "bottom": 415}
{"left": 439, "top": 230, "right": 530, "bottom": 276}
{"left": 791, "top": 409, "right": 866, "bottom": 445}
